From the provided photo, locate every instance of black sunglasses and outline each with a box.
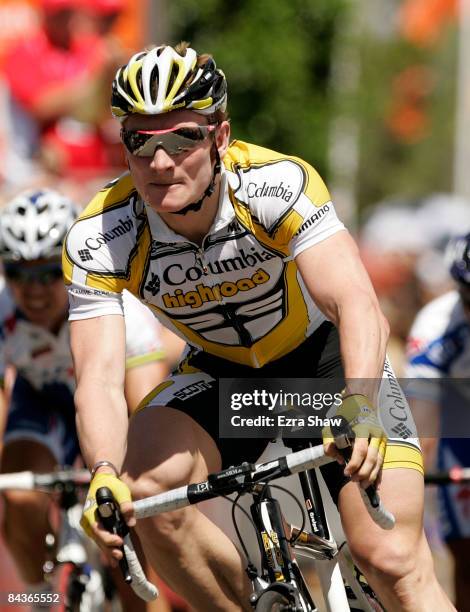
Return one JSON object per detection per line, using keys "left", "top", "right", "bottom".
{"left": 4, "top": 262, "right": 63, "bottom": 285}
{"left": 121, "top": 124, "right": 216, "bottom": 157}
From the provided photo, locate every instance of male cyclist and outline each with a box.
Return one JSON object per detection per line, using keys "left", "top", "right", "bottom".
{"left": 406, "top": 233, "right": 470, "bottom": 611}
{"left": 63, "top": 43, "right": 453, "bottom": 611}
{"left": 0, "top": 188, "right": 168, "bottom": 607}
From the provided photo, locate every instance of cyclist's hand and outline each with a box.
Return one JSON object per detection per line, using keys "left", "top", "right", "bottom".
{"left": 323, "top": 394, "right": 387, "bottom": 488}
{"left": 81, "top": 472, "right": 135, "bottom": 566}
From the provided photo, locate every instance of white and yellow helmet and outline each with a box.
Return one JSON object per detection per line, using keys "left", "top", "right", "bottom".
{"left": 111, "top": 44, "right": 227, "bottom": 121}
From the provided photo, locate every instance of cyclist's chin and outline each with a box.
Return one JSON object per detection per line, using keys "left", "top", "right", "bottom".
{"left": 148, "top": 189, "right": 201, "bottom": 214}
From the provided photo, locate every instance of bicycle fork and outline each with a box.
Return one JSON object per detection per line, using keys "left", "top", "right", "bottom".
{"left": 249, "top": 485, "right": 317, "bottom": 611}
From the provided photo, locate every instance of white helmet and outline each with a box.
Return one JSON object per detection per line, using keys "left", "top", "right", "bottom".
{"left": 0, "top": 188, "right": 78, "bottom": 261}
{"left": 111, "top": 44, "right": 227, "bottom": 121}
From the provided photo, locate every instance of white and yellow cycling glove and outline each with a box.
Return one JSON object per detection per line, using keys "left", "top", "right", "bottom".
{"left": 323, "top": 393, "right": 387, "bottom": 458}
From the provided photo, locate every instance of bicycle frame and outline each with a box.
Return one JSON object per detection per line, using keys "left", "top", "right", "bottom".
{"left": 104, "top": 442, "right": 393, "bottom": 610}
{"left": 286, "top": 441, "right": 382, "bottom": 611}
{"left": 249, "top": 483, "right": 316, "bottom": 610}
{"left": 247, "top": 463, "right": 380, "bottom": 611}
{"left": 293, "top": 466, "right": 382, "bottom": 611}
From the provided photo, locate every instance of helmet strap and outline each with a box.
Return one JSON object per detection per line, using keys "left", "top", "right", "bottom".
{"left": 170, "top": 145, "right": 221, "bottom": 216}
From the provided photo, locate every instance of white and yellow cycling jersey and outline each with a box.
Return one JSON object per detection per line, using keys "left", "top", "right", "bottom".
{"left": 63, "top": 140, "right": 345, "bottom": 367}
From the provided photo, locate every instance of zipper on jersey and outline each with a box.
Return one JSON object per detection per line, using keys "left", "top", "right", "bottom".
{"left": 196, "top": 247, "right": 209, "bottom": 275}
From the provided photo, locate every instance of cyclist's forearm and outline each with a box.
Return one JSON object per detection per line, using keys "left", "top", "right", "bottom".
{"left": 75, "top": 381, "right": 129, "bottom": 473}
{"left": 337, "top": 295, "right": 389, "bottom": 403}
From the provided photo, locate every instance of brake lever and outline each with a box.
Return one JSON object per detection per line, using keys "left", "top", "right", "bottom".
{"left": 331, "top": 417, "right": 380, "bottom": 509}
{"left": 96, "top": 486, "right": 132, "bottom": 583}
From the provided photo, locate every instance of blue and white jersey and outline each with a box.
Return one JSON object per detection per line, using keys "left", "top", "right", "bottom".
{"left": 406, "top": 290, "right": 470, "bottom": 392}
{"left": 406, "top": 290, "right": 470, "bottom": 540}
{"left": 0, "top": 285, "right": 165, "bottom": 393}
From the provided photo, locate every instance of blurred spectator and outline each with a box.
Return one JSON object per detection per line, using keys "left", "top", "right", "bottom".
{"left": 414, "top": 194, "right": 470, "bottom": 301}
{"left": 0, "top": 1, "right": 39, "bottom": 62}
{"left": 359, "top": 193, "right": 470, "bottom": 374}
{"left": 82, "top": 0, "right": 125, "bottom": 36}
{"left": 360, "top": 200, "right": 425, "bottom": 373}
{"left": 1, "top": 0, "right": 125, "bottom": 185}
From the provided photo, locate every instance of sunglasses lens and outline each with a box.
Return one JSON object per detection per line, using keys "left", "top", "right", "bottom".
{"left": 39, "top": 267, "right": 63, "bottom": 284}
{"left": 122, "top": 126, "right": 213, "bottom": 157}
{"left": 174, "top": 127, "right": 206, "bottom": 141}
{"left": 122, "top": 130, "right": 152, "bottom": 156}
{"left": 4, "top": 265, "right": 21, "bottom": 282}
{"left": 4, "top": 263, "right": 63, "bottom": 285}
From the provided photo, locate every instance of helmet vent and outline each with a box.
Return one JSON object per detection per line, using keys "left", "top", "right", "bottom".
{"left": 168, "top": 63, "right": 180, "bottom": 95}
{"left": 135, "top": 67, "right": 143, "bottom": 97}
{"left": 149, "top": 64, "right": 160, "bottom": 104}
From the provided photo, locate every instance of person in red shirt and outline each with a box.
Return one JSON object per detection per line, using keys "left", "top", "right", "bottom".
{"left": 2, "top": 0, "right": 123, "bottom": 179}
{"left": 82, "top": 0, "right": 124, "bottom": 35}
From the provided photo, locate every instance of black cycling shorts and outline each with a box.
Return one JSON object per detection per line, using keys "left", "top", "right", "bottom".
{"left": 140, "top": 322, "right": 353, "bottom": 504}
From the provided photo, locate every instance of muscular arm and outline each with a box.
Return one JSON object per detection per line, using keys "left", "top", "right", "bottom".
{"left": 296, "top": 231, "right": 389, "bottom": 400}
{"left": 296, "top": 231, "right": 389, "bottom": 482}
{"left": 70, "top": 315, "right": 129, "bottom": 472}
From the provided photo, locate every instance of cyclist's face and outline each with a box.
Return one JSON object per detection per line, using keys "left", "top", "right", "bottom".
{"left": 5, "top": 258, "right": 68, "bottom": 332}
{"left": 123, "top": 110, "right": 230, "bottom": 215}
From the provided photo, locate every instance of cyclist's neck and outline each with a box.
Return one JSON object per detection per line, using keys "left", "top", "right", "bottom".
{"left": 158, "top": 179, "right": 222, "bottom": 246}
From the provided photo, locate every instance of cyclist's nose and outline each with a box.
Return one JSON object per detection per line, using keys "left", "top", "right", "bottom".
{"left": 150, "top": 146, "right": 175, "bottom": 171}
{"left": 23, "top": 283, "right": 50, "bottom": 297}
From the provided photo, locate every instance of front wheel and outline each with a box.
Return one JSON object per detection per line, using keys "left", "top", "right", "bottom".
{"left": 54, "top": 562, "right": 104, "bottom": 612}
{"left": 255, "top": 589, "right": 292, "bottom": 612}
{"left": 54, "top": 562, "right": 83, "bottom": 612}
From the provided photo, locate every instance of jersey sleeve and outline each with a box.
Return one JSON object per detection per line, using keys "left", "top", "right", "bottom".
{"left": 224, "top": 141, "right": 345, "bottom": 255}
{"left": 122, "top": 290, "right": 165, "bottom": 369}
{"left": 62, "top": 175, "right": 151, "bottom": 320}
{"left": 288, "top": 197, "right": 345, "bottom": 258}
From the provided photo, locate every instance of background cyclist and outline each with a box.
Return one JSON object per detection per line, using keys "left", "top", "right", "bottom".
{"left": 64, "top": 43, "right": 453, "bottom": 611}
{"left": 406, "top": 233, "right": 470, "bottom": 612}
{"left": 0, "top": 188, "right": 170, "bottom": 610}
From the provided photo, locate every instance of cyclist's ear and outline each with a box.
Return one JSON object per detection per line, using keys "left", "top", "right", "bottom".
{"left": 215, "top": 121, "right": 230, "bottom": 158}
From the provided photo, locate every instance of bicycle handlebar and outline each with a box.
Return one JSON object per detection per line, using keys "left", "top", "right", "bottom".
{"left": 0, "top": 469, "right": 90, "bottom": 492}
{"left": 98, "top": 443, "right": 395, "bottom": 601}
{"left": 133, "top": 445, "right": 395, "bottom": 527}
{"left": 425, "top": 467, "right": 470, "bottom": 485}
